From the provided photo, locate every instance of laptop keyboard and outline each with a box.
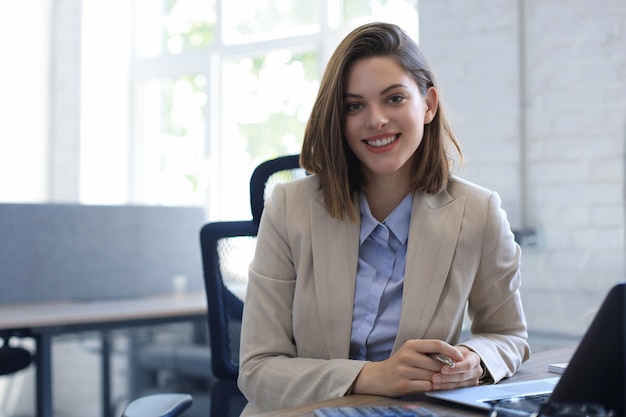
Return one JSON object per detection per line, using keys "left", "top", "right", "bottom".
{"left": 314, "top": 405, "right": 439, "bottom": 417}
{"left": 487, "top": 393, "right": 551, "bottom": 415}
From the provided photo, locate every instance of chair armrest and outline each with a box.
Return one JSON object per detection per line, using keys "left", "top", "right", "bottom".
{"left": 122, "top": 393, "right": 192, "bottom": 417}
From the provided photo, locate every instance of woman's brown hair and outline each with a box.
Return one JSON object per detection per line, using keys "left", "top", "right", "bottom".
{"left": 300, "top": 22, "right": 463, "bottom": 221}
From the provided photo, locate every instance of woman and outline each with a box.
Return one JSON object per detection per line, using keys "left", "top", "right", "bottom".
{"left": 238, "top": 22, "right": 530, "bottom": 414}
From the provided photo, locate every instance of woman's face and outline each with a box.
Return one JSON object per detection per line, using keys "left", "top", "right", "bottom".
{"left": 343, "top": 56, "right": 437, "bottom": 182}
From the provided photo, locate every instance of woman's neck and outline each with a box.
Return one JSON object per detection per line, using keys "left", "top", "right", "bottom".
{"left": 363, "top": 175, "right": 411, "bottom": 222}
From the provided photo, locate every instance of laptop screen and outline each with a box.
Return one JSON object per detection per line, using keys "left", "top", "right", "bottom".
{"left": 549, "top": 282, "right": 625, "bottom": 415}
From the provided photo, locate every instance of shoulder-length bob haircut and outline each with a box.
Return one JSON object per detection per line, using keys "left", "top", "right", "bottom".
{"left": 300, "top": 22, "right": 463, "bottom": 222}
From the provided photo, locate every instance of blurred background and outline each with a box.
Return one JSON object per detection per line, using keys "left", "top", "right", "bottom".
{"left": 0, "top": 0, "right": 625, "bottom": 416}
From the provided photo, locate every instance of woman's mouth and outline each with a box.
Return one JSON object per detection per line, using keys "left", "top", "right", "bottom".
{"left": 364, "top": 134, "right": 399, "bottom": 153}
{"left": 365, "top": 135, "right": 397, "bottom": 147}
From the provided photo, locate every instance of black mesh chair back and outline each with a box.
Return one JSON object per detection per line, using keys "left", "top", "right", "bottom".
{"left": 200, "top": 155, "right": 305, "bottom": 381}
{"left": 250, "top": 154, "right": 302, "bottom": 226}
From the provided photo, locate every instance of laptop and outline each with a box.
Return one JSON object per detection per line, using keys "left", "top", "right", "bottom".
{"left": 426, "top": 282, "right": 626, "bottom": 415}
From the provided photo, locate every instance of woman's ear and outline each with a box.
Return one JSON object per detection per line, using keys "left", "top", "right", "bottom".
{"left": 423, "top": 87, "right": 438, "bottom": 124}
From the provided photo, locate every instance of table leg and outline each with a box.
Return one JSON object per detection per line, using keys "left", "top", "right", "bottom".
{"left": 35, "top": 332, "right": 53, "bottom": 417}
{"left": 101, "top": 330, "right": 112, "bottom": 417}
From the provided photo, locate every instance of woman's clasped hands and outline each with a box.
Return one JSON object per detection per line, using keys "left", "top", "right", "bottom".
{"left": 352, "top": 339, "right": 484, "bottom": 397}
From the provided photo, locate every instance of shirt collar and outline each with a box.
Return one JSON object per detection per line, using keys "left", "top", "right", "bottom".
{"left": 359, "top": 192, "right": 412, "bottom": 245}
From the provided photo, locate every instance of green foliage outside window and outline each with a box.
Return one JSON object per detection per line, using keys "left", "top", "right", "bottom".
{"left": 225, "top": 50, "right": 319, "bottom": 165}
{"left": 164, "top": 0, "right": 216, "bottom": 53}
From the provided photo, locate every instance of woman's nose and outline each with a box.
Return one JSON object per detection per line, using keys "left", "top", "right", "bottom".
{"left": 366, "top": 106, "right": 388, "bottom": 129}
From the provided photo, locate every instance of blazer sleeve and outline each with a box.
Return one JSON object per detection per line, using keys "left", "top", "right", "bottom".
{"left": 237, "top": 182, "right": 365, "bottom": 413}
{"left": 458, "top": 190, "right": 530, "bottom": 383}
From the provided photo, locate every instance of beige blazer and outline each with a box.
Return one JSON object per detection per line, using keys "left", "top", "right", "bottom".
{"left": 238, "top": 175, "right": 530, "bottom": 415}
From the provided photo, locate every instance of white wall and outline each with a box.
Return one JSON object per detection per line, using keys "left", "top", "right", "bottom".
{"left": 420, "top": 0, "right": 626, "bottom": 336}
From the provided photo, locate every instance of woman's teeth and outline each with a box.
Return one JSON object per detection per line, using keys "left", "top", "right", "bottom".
{"left": 366, "top": 135, "right": 397, "bottom": 147}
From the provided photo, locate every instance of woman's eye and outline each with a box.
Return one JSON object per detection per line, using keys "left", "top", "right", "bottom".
{"left": 388, "top": 95, "right": 405, "bottom": 104}
{"left": 346, "top": 103, "right": 362, "bottom": 112}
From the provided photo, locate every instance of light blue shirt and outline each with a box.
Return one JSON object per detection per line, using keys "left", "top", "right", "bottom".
{"left": 349, "top": 192, "right": 412, "bottom": 361}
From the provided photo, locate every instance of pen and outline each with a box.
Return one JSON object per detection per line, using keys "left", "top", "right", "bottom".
{"left": 428, "top": 353, "right": 455, "bottom": 367}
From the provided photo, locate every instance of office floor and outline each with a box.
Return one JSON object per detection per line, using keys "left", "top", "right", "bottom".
{"left": 0, "top": 330, "right": 579, "bottom": 417}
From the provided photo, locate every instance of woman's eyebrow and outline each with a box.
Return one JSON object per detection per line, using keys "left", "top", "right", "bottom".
{"left": 343, "top": 83, "right": 409, "bottom": 99}
{"left": 380, "top": 83, "right": 409, "bottom": 95}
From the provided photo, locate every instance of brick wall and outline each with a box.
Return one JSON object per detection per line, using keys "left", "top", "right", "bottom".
{"left": 420, "top": 0, "right": 626, "bottom": 336}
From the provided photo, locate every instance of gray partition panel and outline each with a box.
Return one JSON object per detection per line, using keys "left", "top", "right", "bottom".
{"left": 0, "top": 204, "right": 206, "bottom": 303}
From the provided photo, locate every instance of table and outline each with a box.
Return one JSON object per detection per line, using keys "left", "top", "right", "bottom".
{"left": 247, "top": 347, "right": 575, "bottom": 417}
{"left": 0, "top": 291, "right": 208, "bottom": 417}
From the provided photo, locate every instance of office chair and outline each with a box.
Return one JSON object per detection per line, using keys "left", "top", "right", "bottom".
{"left": 201, "top": 154, "right": 304, "bottom": 417}
{"left": 122, "top": 155, "right": 305, "bottom": 417}
{"left": 122, "top": 393, "right": 193, "bottom": 417}
{"left": 203, "top": 153, "right": 303, "bottom": 380}
{"left": 0, "top": 332, "right": 32, "bottom": 376}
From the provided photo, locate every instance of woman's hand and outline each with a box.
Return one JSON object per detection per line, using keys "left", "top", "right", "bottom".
{"left": 351, "top": 339, "right": 466, "bottom": 397}
{"left": 431, "top": 345, "right": 483, "bottom": 390}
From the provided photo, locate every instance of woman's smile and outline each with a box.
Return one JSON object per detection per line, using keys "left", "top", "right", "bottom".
{"left": 364, "top": 133, "right": 400, "bottom": 153}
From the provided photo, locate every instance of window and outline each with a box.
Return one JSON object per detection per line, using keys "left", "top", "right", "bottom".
{"left": 81, "top": 0, "right": 419, "bottom": 219}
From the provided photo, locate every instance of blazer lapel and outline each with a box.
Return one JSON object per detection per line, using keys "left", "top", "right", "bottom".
{"left": 310, "top": 198, "right": 360, "bottom": 359}
{"left": 394, "top": 191, "right": 466, "bottom": 350}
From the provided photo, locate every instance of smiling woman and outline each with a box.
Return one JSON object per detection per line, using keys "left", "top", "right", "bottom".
{"left": 238, "top": 22, "right": 529, "bottom": 415}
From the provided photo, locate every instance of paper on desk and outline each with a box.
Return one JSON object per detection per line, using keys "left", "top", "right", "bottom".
{"left": 548, "top": 362, "right": 568, "bottom": 374}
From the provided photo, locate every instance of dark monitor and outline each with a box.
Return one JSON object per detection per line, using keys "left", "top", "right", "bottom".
{"left": 550, "top": 282, "right": 626, "bottom": 415}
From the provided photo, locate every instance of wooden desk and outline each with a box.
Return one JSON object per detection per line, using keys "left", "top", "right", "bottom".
{"left": 248, "top": 347, "right": 575, "bottom": 417}
{"left": 0, "top": 291, "right": 207, "bottom": 417}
